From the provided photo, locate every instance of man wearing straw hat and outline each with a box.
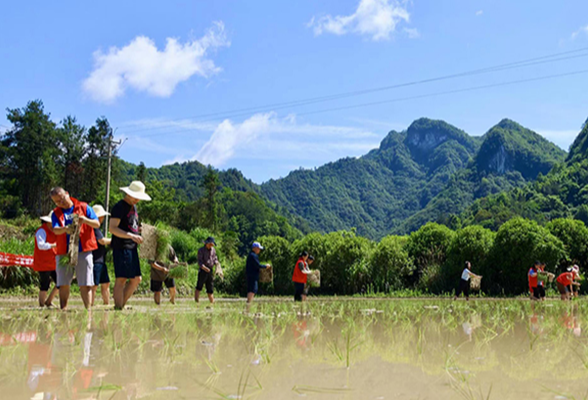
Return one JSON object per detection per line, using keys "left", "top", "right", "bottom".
{"left": 91, "top": 205, "right": 112, "bottom": 306}
{"left": 109, "top": 181, "right": 151, "bottom": 310}
{"left": 50, "top": 187, "right": 100, "bottom": 310}
{"left": 33, "top": 212, "right": 58, "bottom": 307}
{"left": 195, "top": 236, "right": 223, "bottom": 304}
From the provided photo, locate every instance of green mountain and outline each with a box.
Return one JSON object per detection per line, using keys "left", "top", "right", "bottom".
{"left": 120, "top": 118, "right": 567, "bottom": 239}
{"left": 260, "top": 118, "right": 565, "bottom": 237}
{"left": 397, "top": 119, "right": 567, "bottom": 233}
{"left": 459, "top": 120, "right": 588, "bottom": 230}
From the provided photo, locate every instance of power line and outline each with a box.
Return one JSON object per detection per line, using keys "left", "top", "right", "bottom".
{"left": 117, "top": 47, "right": 588, "bottom": 136}
{"left": 127, "top": 68, "right": 588, "bottom": 140}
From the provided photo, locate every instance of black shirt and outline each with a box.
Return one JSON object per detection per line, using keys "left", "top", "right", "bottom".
{"left": 110, "top": 199, "right": 139, "bottom": 250}
{"left": 92, "top": 227, "right": 107, "bottom": 264}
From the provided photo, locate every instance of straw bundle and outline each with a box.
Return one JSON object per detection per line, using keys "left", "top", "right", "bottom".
{"left": 259, "top": 266, "right": 273, "bottom": 283}
{"left": 139, "top": 224, "right": 157, "bottom": 260}
{"left": 64, "top": 214, "right": 81, "bottom": 268}
{"left": 470, "top": 275, "right": 482, "bottom": 290}
{"left": 139, "top": 224, "right": 171, "bottom": 263}
{"left": 168, "top": 263, "right": 189, "bottom": 279}
{"left": 308, "top": 270, "right": 320, "bottom": 288}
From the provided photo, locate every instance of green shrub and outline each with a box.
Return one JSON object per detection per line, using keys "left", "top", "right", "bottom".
{"left": 369, "top": 235, "right": 413, "bottom": 292}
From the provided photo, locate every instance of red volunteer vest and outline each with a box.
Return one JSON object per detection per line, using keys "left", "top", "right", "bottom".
{"left": 53, "top": 198, "right": 98, "bottom": 256}
{"left": 557, "top": 272, "right": 573, "bottom": 287}
{"left": 33, "top": 225, "right": 57, "bottom": 272}
{"left": 528, "top": 268, "right": 538, "bottom": 289}
{"left": 292, "top": 258, "right": 308, "bottom": 284}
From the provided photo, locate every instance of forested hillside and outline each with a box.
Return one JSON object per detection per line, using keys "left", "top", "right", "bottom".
{"left": 260, "top": 118, "right": 565, "bottom": 237}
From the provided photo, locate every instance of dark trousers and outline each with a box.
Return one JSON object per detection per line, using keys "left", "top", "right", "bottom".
{"left": 456, "top": 279, "right": 470, "bottom": 297}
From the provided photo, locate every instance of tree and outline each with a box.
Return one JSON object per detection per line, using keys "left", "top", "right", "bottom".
{"left": 2, "top": 100, "right": 60, "bottom": 214}
{"left": 136, "top": 162, "right": 147, "bottom": 183}
{"left": 83, "top": 117, "right": 112, "bottom": 202}
{"left": 58, "top": 116, "right": 86, "bottom": 197}
{"left": 445, "top": 225, "right": 495, "bottom": 292}
{"left": 369, "top": 235, "right": 414, "bottom": 292}
{"left": 200, "top": 166, "right": 221, "bottom": 231}
{"left": 489, "top": 218, "right": 566, "bottom": 294}
{"left": 546, "top": 218, "right": 588, "bottom": 268}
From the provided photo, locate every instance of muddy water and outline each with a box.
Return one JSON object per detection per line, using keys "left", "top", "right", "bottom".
{"left": 0, "top": 299, "right": 587, "bottom": 399}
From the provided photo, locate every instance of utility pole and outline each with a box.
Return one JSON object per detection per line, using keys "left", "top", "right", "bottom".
{"left": 104, "top": 129, "right": 121, "bottom": 233}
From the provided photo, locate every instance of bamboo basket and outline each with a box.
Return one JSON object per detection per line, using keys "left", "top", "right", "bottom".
{"left": 470, "top": 275, "right": 482, "bottom": 290}
{"left": 259, "top": 266, "right": 273, "bottom": 283}
{"left": 139, "top": 224, "right": 158, "bottom": 260}
{"left": 308, "top": 270, "right": 321, "bottom": 288}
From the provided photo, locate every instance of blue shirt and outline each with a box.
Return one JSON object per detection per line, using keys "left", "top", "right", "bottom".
{"left": 245, "top": 251, "right": 267, "bottom": 280}
{"left": 52, "top": 204, "right": 98, "bottom": 251}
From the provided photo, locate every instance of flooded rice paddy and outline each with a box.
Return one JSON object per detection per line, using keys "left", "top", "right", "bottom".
{"left": 0, "top": 298, "right": 587, "bottom": 400}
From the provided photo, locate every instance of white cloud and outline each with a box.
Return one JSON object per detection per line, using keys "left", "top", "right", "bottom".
{"left": 308, "top": 0, "right": 412, "bottom": 41}
{"left": 404, "top": 27, "right": 420, "bottom": 39}
{"left": 571, "top": 25, "right": 588, "bottom": 40}
{"left": 476, "top": 10, "right": 483, "bottom": 16}
{"left": 82, "top": 22, "right": 229, "bottom": 103}
{"left": 192, "top": 113, "right": 378, "bottom": 167}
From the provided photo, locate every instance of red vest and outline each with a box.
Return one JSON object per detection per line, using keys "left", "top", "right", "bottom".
{"left": 33, "top": 225, "right": 57, "bottom": 272}
{"left": 557, "top": 272, "right": 573, "bottom": 287}
{"left": 528, "top": 268, "right": 538, "bottom": 289}
{"left": 53, "top": 198, "right": 97, "bottom": 256}
{"left": 292, "top": 258, "right": 308, "bottom": 284}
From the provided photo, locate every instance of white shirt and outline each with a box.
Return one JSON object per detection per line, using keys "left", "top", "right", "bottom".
{"left": 461, "top": 268, "right": 472, "bottom": 281}
{"left": 35, "top": 228, "right": 53, "bottom": 251}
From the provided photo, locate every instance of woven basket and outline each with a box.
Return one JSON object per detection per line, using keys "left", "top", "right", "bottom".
{"left": 547, "top": 272, "right": 556, "bottom": 283}
{"left": 470, "top": 275, "right": 482, "bottom": 290}
{"left": 259, "top": 267, "right": 273, "bottom": 283}
{"left": 139, "top": 224, "right": 158, "bottom": 260}
{"left": 308, "top": 270, "right": 321, "bottom": 288}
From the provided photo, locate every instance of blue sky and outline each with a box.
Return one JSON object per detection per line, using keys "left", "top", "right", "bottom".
{"left": 1, "top": 0, "right": 587, "bottom": 183}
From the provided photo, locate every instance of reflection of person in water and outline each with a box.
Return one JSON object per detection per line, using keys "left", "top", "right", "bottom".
{"left": 561, "top": 305, "right": 582, "bottom": 337}
{"left": 461, "top": 314, "right": 482, "bottom": 341}
{"left": 292, "top": 318, "right": 310, "bottom": 350}
{"left": 529, "top": 303, "right": 543, "bottom": 335}
{"left": 27, "top": 330, "right": 60, "bottom": 399}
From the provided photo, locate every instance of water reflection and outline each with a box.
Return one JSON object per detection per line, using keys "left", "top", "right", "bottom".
{"left": 0, "top": 300, "right": 587, "bottom": 399}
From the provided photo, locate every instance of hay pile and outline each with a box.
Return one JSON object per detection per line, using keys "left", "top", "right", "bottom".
{"left": 259, "top": 266, "right": 273, "bottom": 283}
{"left": 307, "top": 270, "right": 320, "bottom": 288}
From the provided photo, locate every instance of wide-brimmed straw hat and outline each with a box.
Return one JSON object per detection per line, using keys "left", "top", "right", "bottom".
{"left": 92, "top": 205, "right": 110, "bottom": 218}
{"left": 40, "top": 211, "right": 53, "bottom": 223}
{"left": 120, "top": 181, "right": 151, "bottom": 201}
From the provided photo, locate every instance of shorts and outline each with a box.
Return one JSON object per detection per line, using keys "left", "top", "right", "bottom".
{"left": 531, "top": 286, "right": 546, "bottom": 298}
{"left": 38, "top": 271, "right": 57, "bottom": 291}
{"left": 247, "top": 276, "right": 259, "bottom": 294}
{"left": 113, "top": 248, "right": 142, "bottom": 279}
{"left": 196, "top": 269, "right": 214, "bottom": 294}
{"left": 557, "top": 281, "right": 570, "bottom": 295}
{"left": 93, "top": 262, "right": 110, "bottom": 285}
{"left": 151, "top": 278, "right": 175, "bottom": 292}
{"left": 56, "top": 252, "right": 94, "bottom": 287}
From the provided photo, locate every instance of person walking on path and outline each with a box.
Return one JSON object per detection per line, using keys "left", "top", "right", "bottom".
{"left": 33, "top": 213, "right": 58, "bottom": 307}
{"left": 91, "top": 205, "right": 111, "bottom": 306}
{"left": 50, "top": 187, "right": 100, "bottom": 310}
{"left": 453, "top": 261, "right": 481, "bottom": 301}
{"left": 109, "top": 181, "right": 151, "bottom": 310}
{"left": 150, "top": 245, "right": 178, "bottom": 305}
{"left": 246, "top": 242, "right": 271, "bottom": 304}
{"left": 293, "top": 251, "right": 312, "bottom": 302}
{"left": 195, "top": 237, "right": 222, "bottom": 304}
